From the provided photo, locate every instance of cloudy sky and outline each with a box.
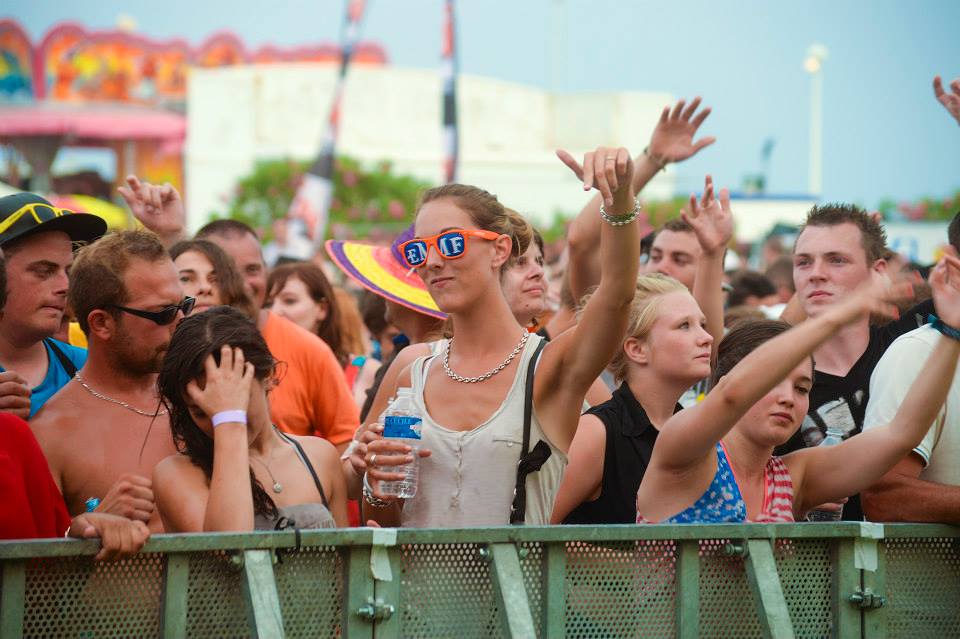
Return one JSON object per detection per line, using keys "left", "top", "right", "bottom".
{"left": 8, "top": 0, "right": 960, "bottom": 208}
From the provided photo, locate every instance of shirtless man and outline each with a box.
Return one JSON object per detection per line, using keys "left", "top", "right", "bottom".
{"left": 32, "top": 231, "right": 192, "bottom": 532}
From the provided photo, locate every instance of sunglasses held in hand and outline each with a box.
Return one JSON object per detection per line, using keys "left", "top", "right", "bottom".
{"left": 399, "top": 229, "right": 500, "bottom": 268}
{"left": 108, "top": 297, "right": 197, "bottom": 325}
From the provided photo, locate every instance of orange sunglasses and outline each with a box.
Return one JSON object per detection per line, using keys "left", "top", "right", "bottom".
{"left": 398, "top": 229, "right": 500, "bottom": 268}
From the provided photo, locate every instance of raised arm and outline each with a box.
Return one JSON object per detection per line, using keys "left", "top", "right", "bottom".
{"left": 934, "top": 75, "right": 960, "bottom": 126}
{"left": 566, "top": 98, "right": 716, "bottom": 300}
{"left": 118, "top": 175, "right": 188, "bottom": 249}
{"left": 188, "top": 346, "right": 257, "bottom": 531}
{"left": 652, "top": 274, "right": 915, "bottom": 470}
{"left": 792, "top": 255, "right": 960, "bottom": 513}
{"left": 685, "top": 175, "right": 733, "bottom": 366}
{"left": 536, "top": 147, "right": 641, "bottom": 451}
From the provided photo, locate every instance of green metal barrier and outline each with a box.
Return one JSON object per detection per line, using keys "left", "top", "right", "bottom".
{"left": 1, "top": 523, "right": 958, "bottom": 638}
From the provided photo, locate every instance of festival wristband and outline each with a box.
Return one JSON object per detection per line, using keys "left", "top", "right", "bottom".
{"left": 928, "top": 314, "right": 960, "bottom": 341}
{"left": 212, "top": 410, "right": 248, "bottom": 427}
{"left": 85, "top": 497, "right": 100, "bottom": 512}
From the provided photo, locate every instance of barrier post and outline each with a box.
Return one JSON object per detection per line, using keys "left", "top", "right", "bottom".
{"left": 489, "top": 543, "right": 537, "bottom": 638}
{"left": 160, "top": 553, "right": 190, "bottom": 639}
{"left": 241, "top": 549, "right": 285, "bottom": 638}
{"left": 0, "top": 560, "right": 25, "bottom": 639}
{"left": 744, "top": 539, "right": 795, "bottom": 639}
{"left": 676, "top": 539, "right": 700, "bottom": 638}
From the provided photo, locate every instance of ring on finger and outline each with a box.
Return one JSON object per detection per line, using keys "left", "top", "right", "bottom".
{"left": 604, "top": 157, "right": 616, "bottom": 163}
{"left": 369, "top": 453, "right": 378, "bottom": 467}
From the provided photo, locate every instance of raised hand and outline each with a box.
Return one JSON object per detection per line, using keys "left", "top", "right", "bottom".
{"left": 0, "top": 370, "right": 32, "bottom": 420}
{"left": 556, "top": 146, "right": 635, "bottom": 209}
{"left": 185, "top": 345, "right": 255, "bottom": 421}
{"left": 69, "top": 512, "right": 151, "bottom": 561}
{"left": 929, "top": 252, "right": 960, "bottom": 327}
{"left": 117, "top": 175, "right": 186, "bottom": 245}
{"left": 648, "top": 97, "right": 716, "bottom": 164}
{"left": 934, "top": 76, "right": 960, "bottom": 126}
{"left": 681, "top": 175, "right": 733, "bottom": 256}
{"left": 832, "top": 270, "right": 916, "bottom": 326}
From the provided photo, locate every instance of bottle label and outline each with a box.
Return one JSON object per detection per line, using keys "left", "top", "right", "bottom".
{"left": 384, "top": 415, "right": 422, "bottom": 440}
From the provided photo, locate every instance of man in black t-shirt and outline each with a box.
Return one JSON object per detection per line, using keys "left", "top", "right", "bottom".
{"left": 776, "top": 204, "right": 931, "bottom": 521}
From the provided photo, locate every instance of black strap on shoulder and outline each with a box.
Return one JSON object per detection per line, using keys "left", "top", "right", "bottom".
{"left": 45, "top": 339, "right": 77, "bottom": 378}
{"left": 510, "top": 337, "right": 549, "bottom": 525}
{"left": 276, "top": 428, "right": 329, "bottom": 508}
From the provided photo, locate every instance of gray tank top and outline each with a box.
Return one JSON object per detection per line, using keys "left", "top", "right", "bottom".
{"left": 253, "top": 429, "right": 336, "bottom": 530}
{"left": 400, "top": 335, "right": 567, "bottom": 527}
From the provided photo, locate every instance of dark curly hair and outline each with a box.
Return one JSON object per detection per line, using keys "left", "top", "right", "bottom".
{"left": 158, "top": 306, "right": 279, "bottom": 519}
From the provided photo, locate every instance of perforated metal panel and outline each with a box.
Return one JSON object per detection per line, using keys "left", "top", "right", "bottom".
{"left": 185, "top": 550, "right": 248, "bottom": 637}
{"left": 397, "top": 542, "right": 504, "bottom": 639}
{"left": 274, "top": 545, "right": 343, "bottom": 638}
{"left": 21, "top": 554, "right": 163, "bottom": 639}
{"left": 884, "top": 537, "right": 960, "bottom": 637}
{"left": 776, "top": 539, "right": 833, "bottom": 638}
{"left": 565, "top": 539, "right": 677, "bottom": 638}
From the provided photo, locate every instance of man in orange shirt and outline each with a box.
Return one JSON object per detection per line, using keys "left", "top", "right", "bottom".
{"left": 119, "top": 177, "right": 358, "bottom": 451}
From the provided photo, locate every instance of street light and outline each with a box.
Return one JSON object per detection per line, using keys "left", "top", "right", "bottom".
{"left": 804, "top": 43, "right": 828, "bottom": 197}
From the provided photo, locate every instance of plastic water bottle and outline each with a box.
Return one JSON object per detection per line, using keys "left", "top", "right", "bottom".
{"left": 806, "top": 425, "right": 845, "bottom": 522}
{"left": 379, "top": 388, "right": 422, "bottom": 498}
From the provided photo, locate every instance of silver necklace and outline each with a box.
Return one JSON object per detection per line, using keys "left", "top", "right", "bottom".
{"left": 73, "top": 373, "right": 167, "bottom": 417}
{"left": 250, "top": 453, "right": 283, "bottom": 493}
{"left": 443, "top": 331, "right": 529, "bottom": 384}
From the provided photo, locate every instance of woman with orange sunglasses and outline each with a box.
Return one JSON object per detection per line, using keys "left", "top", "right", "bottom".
{"left": 361, "top": 146, "right": 642, "bottom": 527}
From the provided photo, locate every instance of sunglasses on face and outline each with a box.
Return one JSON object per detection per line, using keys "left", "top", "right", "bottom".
{"left": 108, "top": 297, "right": 197, "bottom": 325}
{"left": 398, "top": 229, "right": 501, "bottom": 268}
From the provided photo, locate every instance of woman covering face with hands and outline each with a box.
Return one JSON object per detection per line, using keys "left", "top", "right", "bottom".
{"left": 636, "top": 255, "right": 960, "bottom": 524}
{"left": 362, "top": 146, "right": 641, "bottom": 528}
{"left": 152, "top": 307, "right": 347, "bottom": 532}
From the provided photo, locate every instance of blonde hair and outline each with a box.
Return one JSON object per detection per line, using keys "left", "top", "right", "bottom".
{"left": 608, "top": 273, "right": 688, "bottom": 383}
{"left": 418, "top": 184, "right": 531, "bottom": 268}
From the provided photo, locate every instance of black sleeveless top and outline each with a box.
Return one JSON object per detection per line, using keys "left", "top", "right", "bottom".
{"left": 563, "top": 383, "right": 681, "bottom": 525}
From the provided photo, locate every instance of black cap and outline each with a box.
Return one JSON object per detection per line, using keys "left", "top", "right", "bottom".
{"left": 0, "top": 192, "right": 107, "bottom": 248}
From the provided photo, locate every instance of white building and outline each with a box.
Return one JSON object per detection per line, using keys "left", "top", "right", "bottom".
{"left": 185, "top": 63, "right": 677, "bottom": 231}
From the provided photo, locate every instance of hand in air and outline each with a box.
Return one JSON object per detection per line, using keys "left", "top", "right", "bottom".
{"left": 648, "top": 96, "right": 716, "bottom": 163}
{"left": 185, "top": 345, "right": 255, "bottom": 421}
{"left": 118, "top": 175, "right": 186, "bottom": 241}
{"left": 556, "top": 146, "right": 634, "bottom": 209}
{"left": 933, "top": 75, "right": 960, "bottom": 126}
{"left": 681, "top": 175, "right": 733, "bottom": 256}
{"left": 835, "top": 270, "right": 916, "bottom": 325}
{"left": 929, "top": 250, "right": 960, "bottom": 327}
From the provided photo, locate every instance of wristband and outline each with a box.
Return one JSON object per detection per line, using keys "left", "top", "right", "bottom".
{"left": 212, "top": 410, "right": 248, "bottom": 427}
{"left": 85, "top": 497, "right": 100, "bottom": 512}
{"left": 928, "top": 314, "right": 960, "bottom": 341}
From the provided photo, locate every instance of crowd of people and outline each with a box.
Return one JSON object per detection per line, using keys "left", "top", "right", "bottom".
{"left": 1, "top": 74, "right": 958, "bottom": 560}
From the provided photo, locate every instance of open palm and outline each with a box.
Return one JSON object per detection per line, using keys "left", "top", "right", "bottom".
{"left": 681, "top": 175, "right": 733, "bottom": 255}
{"left": 934, "top": 76, "right": 960, "bottom": 126}
{"left": 648, "top": 97, "right": 716, "bottom": 163}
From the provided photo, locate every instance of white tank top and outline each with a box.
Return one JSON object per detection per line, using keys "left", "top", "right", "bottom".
{"left": 400, "top": 335, "right": 567, "bottom": 527}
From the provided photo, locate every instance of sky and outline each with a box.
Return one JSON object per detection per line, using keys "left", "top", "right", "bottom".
{"left": 6, "top": 0, "right": 960, "bottom": 209}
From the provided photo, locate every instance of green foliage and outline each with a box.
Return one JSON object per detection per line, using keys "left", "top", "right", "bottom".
{"left": 217, "top": 156, "right": 433, "bottom": 240}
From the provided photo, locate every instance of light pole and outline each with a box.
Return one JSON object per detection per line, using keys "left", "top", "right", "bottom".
{"left": 804, "top": 43, "right": 828, "bottom": 197}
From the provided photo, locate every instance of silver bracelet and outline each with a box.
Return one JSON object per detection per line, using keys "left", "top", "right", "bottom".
{"left": 362, "top": 474, "right": 392, "bottom": 508}
{"left": 600, "top": 196, "right": 641, "bottom": 227}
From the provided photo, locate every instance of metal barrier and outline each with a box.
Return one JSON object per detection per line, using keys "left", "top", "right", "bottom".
{"left": 1, "top": 523, "right": 958, "bottom": 638}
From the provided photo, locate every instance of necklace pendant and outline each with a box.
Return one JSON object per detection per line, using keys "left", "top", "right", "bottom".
{"left": 272, "top": 482, "right": 283, "bottom": 494}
